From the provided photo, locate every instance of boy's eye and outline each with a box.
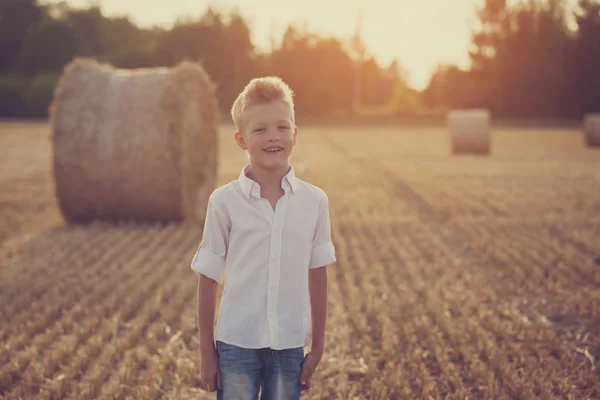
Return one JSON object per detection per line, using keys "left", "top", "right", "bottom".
{"left": 254, "top": 127, "right": 265, "bottom": 132}
{"left": 279, "top": 126, "right": 290, "bottom": 130}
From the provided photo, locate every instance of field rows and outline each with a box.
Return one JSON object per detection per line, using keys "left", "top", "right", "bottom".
{"left": 4, "top": 221, "right": 598, "bottom": 398}
{"left": 319, "top": 127, "right": 600, "bottom": 221}
{"left": 1, "top": 224, "right": 206, "bottom": 399}
{"left": 1, "top": 123, "right": 600, "bottom": 398}
{"left": 295, "top": 128, "right": 600, "bottom": 398}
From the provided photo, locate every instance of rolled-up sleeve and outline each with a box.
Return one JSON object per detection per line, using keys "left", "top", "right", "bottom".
{"left": 309, "top": 192, "right": 336, "bottom": 269}
{"left": 191, "top": 192, "right": 230, "bottom": 283}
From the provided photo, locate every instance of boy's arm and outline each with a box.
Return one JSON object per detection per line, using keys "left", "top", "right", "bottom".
{"left": 191, "top": 192, "right": 229, "bottom": 392}
{"left": 197, "top": 274, "right": 219, "bottom": 352}
{"left": 191, "top": 192, "right": 230, "bottom": 284}
{"left": 307, "top": 192, "right": 336, "bottom": 352}
{"left": 301, "top": 265, "right": 329, "bottom": 390}
{"left": 301, "top": 192, "right": 336, "bottom": 389}
{"left": 308, "top": 266, "right": 327, "bottom": 354}
{"left": 197, "top": 274, "right": 221, "bottom": 391}
{"left": 192, "top": 193, "right": 228, "bottom": 345}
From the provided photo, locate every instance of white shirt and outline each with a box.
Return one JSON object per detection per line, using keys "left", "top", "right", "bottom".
{"left": 191, "top": 165, "right": 336, "bottom": 350}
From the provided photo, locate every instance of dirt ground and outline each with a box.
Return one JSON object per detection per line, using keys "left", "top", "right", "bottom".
{"left": 1, "top": 121, "right": 599, "bottom": 399}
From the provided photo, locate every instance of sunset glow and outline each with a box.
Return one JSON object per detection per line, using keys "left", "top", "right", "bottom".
{"left": 47, "top": 0, "right": 483, "bottom": 90}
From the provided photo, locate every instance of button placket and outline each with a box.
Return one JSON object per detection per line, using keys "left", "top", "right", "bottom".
{"left": 265, "top": 192, "right": 289, "bottom": 348}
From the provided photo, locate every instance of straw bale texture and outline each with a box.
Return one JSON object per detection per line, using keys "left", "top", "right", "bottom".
{"left": 447, "top": 109, "right": 491, "bottom": 155}
{"left": 583, "top": 113, "right": 600, "bottom": 147}
{"left": 49, "top": 58, "right": 219, "bottom": 224}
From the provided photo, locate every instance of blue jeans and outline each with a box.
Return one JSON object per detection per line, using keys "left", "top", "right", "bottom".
{"left": 216, "top": 340, "right": 304, "bottom": 400}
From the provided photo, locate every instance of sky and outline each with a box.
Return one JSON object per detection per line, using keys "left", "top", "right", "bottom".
{"left": 48, "top": 0, "right": 486, "bottom": 90}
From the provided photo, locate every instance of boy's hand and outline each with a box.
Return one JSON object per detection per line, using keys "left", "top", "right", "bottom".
{"left": 300, "top": 348, "right": 323, "bottom": 390}
{"left": 200, "top": 346, "right": 221, "bottom": 392}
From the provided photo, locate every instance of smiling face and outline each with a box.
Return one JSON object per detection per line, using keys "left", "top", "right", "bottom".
{"left": 234, "top": 100, "right": 297, "bottom": 172}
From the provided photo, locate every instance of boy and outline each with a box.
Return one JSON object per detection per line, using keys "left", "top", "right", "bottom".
{"left": 191, "top": 76, "right": 336, "bottom": 399}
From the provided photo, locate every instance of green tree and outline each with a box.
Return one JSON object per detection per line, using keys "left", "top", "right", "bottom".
{"left": 14, "top": 17, "right": 80, "bottom": 75}
{"left": 159, "top": 8, "right": 255, "bottom": 111}
{"left": 62, "top": 6, "right": 105, "bottom": 57}
{"left": 571, "top": 0, "right": 600, "bottom": 115}
{"left": 446, "top": 0, "right": 574, "bottom": 118}
{"left": 422, "top": 64, "right": 474, "bottom": 110}
{"left": 0, "top": 3, "right": 404, "bottom": 119}
{"left": 102, "top": 17, "right": 164, "bottom": 68}
{"left": 0, "top": 0, "right": 45, "bottom": 72}
{"left": 219, "top": 10, "right": 255, "bottom": 110}
{"left": 269, "top": 26, "right": 354, "bottom": 117}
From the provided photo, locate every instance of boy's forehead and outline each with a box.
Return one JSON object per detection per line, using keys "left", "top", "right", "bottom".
{"left": 244, "top": 101, "right": 293, "bottom": 125}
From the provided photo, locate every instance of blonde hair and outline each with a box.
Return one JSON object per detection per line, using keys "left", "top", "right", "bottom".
{"left": 230, "top": 76, "right": 295, "bottom": 132}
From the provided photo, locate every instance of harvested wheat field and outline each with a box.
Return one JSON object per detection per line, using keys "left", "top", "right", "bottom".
{"left": 1, "top": 121, "right": 600, "bottom": 399}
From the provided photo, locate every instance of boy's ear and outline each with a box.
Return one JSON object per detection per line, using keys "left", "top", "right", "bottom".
{"left": 234, "top": 131, "right": 248, "bottom": 150}
{"left": 293, "top": 126, "right": 298, "bottom": 145}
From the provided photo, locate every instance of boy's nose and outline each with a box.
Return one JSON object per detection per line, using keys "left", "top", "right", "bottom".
{"left": 266, "top": 129, "right": 280, "bottom": 140}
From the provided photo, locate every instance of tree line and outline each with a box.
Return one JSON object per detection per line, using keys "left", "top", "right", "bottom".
{"left": 0, "top": 0, "right": 598, "bottom": 120}
{"left": 423, "top": 0, "right": 600, "bottom": 120}
{"left": 0, "top": 0, "right": 406, "bottom": 119}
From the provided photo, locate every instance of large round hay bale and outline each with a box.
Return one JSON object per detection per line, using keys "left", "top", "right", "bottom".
{"left": 49, "top": 58, "right": 219, "bottom": 224}
{"left": 583, "top": 113, "right": 600, "bottom": 147}
{"left": 447, "top": 109, "right": 491, "bottom": 155}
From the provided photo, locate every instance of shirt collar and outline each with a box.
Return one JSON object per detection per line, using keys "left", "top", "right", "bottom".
{"left": 238, "top": 165, "right": 298, "bottom": 199}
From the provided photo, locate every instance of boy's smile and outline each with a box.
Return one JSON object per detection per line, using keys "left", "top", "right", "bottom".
{"left": 235, "top": 100, "right": 297, "bottom": 172}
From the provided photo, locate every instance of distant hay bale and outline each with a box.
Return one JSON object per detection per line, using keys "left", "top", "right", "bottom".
{"left": 49, "top": 58, "right": 219, "bottom": 224}
{"left": 583, "top": 113, "right": 600, "bottom": 147}
{"left": 447, "top": 109, "right": 491, "bottom": 155}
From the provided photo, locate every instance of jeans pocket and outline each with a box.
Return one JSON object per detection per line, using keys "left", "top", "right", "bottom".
{"left": 216, "top": 341, "right": 254, "bottom": 365}
{"left": 216, "top": 342, "right": 262, "bottom": 399}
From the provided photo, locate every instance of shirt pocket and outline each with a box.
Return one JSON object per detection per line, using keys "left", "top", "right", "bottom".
{"left": 230, "top": 207, "right": 265, "bottom": 236}
{"left": 282, "top": 207, "right": 316, "bottom": 247}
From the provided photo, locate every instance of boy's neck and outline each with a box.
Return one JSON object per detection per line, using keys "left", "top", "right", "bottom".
{"left": 246, "top": 162, "right": 291, "bottom": 191}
